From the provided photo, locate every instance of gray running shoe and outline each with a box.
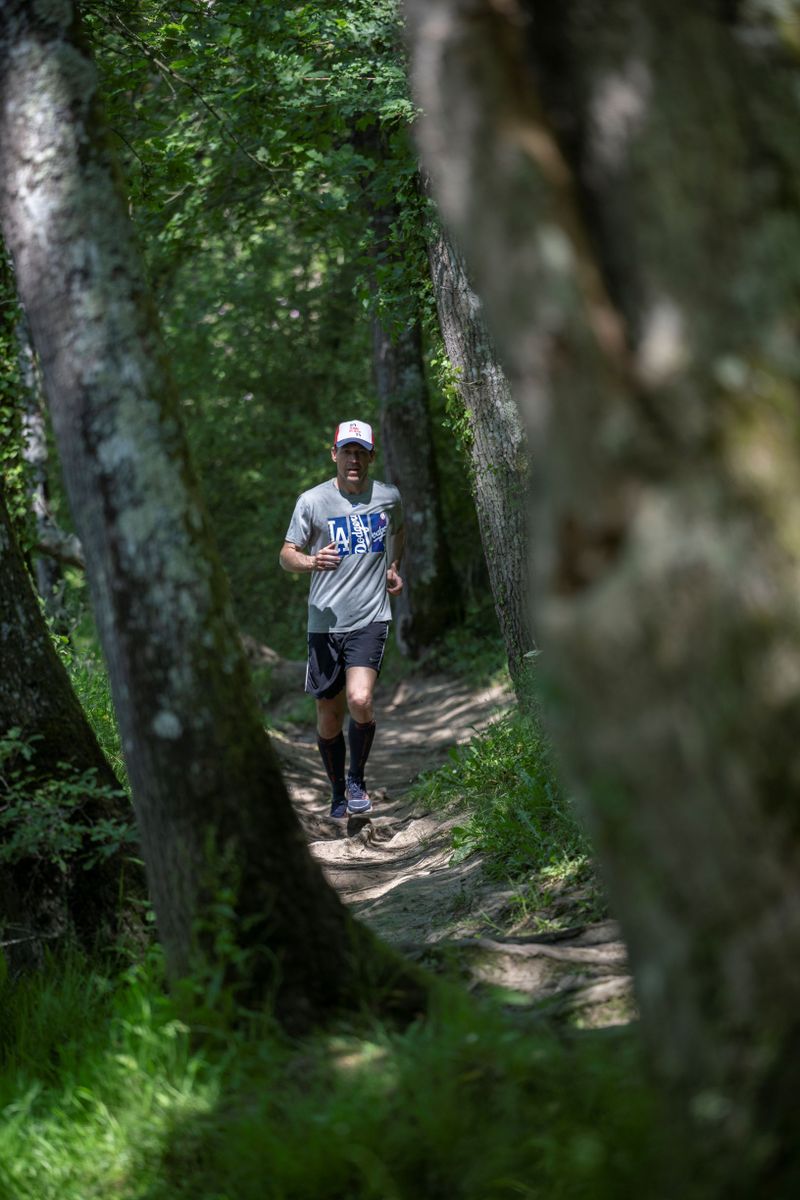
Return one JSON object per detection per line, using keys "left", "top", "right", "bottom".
{"left": 330, "top": 794, "right": 347, "bottom": 819}
{"left": 345, "top": 777, "right": 372, "bottom": 815}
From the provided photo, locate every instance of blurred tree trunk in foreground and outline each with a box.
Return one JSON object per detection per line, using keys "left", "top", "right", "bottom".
{"left": 0, "top": 478, "right": 137, "bottom": 950}
{"left": 429, "top": 232, "right": 533, "bottom": 686}
{"left": 406, "top": 0, "right": 800, "bottom": 1189}
{"left": 0, "top": 0, "right": 425, "bottom": 1028}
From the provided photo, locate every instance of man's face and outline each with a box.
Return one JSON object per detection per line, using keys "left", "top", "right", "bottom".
{"left": 332, "top": 442, "right": 374, "bottom": 493}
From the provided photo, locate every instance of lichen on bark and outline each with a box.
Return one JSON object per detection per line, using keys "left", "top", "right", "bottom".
{"left": 405, "top": 0, "right": 800, "bottom": 1183}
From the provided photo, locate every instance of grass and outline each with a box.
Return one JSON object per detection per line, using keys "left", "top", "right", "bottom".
{"left": 409, "top": 703, "right": 605, "bottom": 931}
{"left": 411, "top": 706, "right": 588, "bottom": 880}
{"left": 0, "top": 950, "right": 662, "bottom": 1200}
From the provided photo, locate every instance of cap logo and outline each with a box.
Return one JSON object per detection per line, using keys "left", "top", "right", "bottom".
{"left": 334, "top": 419, "right": 374, "bottom": 448}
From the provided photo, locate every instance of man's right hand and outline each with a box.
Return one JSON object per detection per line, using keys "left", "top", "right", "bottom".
{"left": 313, "top": 541, "right": 341, "bottom": 571}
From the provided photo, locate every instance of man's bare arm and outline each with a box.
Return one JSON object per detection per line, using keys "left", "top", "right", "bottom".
{"left": 279, "top": 541, "right": 341, "bottom": 573}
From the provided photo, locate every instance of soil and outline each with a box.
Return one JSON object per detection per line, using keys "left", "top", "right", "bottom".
{"left": 270, "top": 670, "right": 634, "bottom": 1028}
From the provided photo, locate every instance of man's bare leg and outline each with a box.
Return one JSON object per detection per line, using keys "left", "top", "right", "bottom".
{"left": 345, "top": 666, "right": 378, "bottom": 725}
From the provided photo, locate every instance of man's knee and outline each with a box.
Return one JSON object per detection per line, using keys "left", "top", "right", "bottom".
{"left": 346, "top": 689, "right": 374, "bottom": 721}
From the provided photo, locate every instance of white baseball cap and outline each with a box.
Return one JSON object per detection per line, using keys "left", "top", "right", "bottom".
{"left": 334, "top": 419, "right": 374, "bottom": 450}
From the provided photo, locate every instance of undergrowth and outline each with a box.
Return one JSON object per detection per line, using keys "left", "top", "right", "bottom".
{"left": 411, "top": 706, "right": 588, "bottom": 883}
{"left": 54, "top": 594, "right": 127, "bottom": 784}
{"left": 0, "top": 728, "right": 135, "bottom": 871}
{"left": 0, "top": 610, "right": 134, "bottom": 871}
{"left": 420, "top": 598, "right": 508, "bottom": 687}
{"left": 0, "top": 949, "right": 662, "bottom": 1200}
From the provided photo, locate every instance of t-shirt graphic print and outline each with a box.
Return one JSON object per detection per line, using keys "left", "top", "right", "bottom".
{"left": 327, "top": 510, "right": 389, "bottom": 556}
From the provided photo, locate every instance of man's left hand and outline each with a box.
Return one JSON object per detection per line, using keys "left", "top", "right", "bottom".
{"left": 387, "top": 563, "right": 403, "bottom": 595}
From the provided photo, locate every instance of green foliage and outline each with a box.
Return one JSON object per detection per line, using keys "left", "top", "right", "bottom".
{"left": 0, "top": 950, "right": 661, "bottom": 1199}
{"left": 0, "top": 610, "right": 134, "bottom": 874}
{"left": 53, "top": 609, "right": 127, "bottom": 782}
{"left": 422, "top": 339, "right": 493, "bottom": 613}
{"left": 0, "top": 252, "right": 35, "bottom": 550}
{"left": 165, "top": 233, "right": 375, "bottom": 653}
{"left": 412, "top": 707, "right": 589, "bottom": 883}
{"left": 80, "top": 1, "right": 430, "bottom": 653}
{"left": 422, "top": 598, "right": 508, "bottom": 685}
{"left": 429, "top": 343, "right": 474, "bottom": 456}
{"left": 73, "top": 0, "right": 493, "bottom": 656}
{"left": 0, "top": 729, "right": 135, "bottom": 872}
{"left": 90, "top": 0, "right": 426, "bottom": 301}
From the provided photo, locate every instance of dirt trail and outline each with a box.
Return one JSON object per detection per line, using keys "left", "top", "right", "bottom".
{"left": 271, "top": 672, "right": 633, "bottom": 1027}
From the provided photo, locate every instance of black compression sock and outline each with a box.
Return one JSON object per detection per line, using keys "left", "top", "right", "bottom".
{"left": 317, "top": 732, "right": 346, "bottom": 796}
{"left": 348, "top": 718, "right": 376, "bottom": 784}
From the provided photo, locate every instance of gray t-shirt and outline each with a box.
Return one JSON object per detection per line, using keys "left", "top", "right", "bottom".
{"left": 284, "top": 478, "right": 404, "bottom": 633}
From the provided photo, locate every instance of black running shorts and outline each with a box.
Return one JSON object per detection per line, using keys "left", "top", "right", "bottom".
{"left": 305, "top": 621, "right": 390, "bottom": 700}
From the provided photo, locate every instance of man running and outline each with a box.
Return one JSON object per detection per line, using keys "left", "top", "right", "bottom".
{"left": 280, "top": 419, "right": 404, "bottom": 818}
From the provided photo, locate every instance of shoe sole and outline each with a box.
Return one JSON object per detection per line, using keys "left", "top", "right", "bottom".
{"left": 347, "top": 800, "right": 372, "bottom": 815}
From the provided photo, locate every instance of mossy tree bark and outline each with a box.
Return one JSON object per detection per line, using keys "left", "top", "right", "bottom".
{"left": 406, "top": 0, "right": 800, "bottom": 1186}
{"left": 0, "top": 477, "right": 137, "bottom": 949}
{"left": 0, "top": 0, "right": 426, "bottom": 1027}
{"left": 429, "top": 232, "right": 533, "bottom": 686}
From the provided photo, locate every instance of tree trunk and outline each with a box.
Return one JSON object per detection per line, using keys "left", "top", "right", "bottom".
{"left": 17, "top": 311, "right": 73, "bottom": 612}
{"left": 372, "top": 312, "right": 460, "bottom": 655}
{"left": 428, "top": 232, "right": 533, "bottom": 685}
{"left": 358, "top": 128, "right": 460, "bottom": 657}
{"left": 0, "top": 478, "right": 138, "bottom": 950}
{"left": 405, "top": 0, "right": 800, "bottom": 1186}
{"left": 0, "top": 0, "right": 424, "bottom": 1027}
